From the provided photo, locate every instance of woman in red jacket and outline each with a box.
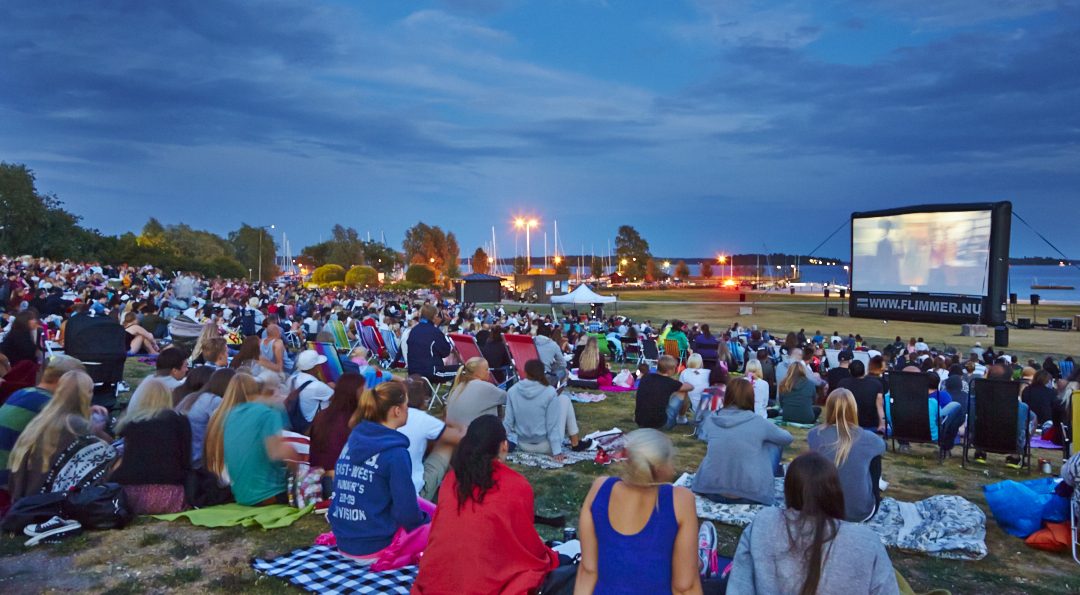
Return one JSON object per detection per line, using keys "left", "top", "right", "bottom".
{"left": 413, "top": 415, "right": 558, "bottom": 594}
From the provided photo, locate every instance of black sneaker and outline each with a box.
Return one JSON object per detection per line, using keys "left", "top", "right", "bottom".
{"left": 23, "top": 516, "right": 82, "bottom": 546}
{"left": 571, "top": 438, "right": 594, "bottom": 452}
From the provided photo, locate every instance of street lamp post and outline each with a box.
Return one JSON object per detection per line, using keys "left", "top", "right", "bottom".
{"left": 257, "top": 223, "right": 275, "bottom": 283}
{"left": 514, "top": 218, "right": 539, "bottom": 273}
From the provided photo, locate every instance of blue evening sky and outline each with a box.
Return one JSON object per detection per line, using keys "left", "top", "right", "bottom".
{"left": 1, "top": 0, "right": 1077, "bottom": 259}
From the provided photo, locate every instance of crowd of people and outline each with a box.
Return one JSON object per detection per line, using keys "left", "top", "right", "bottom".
{"left": 0, "top": 254, "right": 1077, "bottom": 593}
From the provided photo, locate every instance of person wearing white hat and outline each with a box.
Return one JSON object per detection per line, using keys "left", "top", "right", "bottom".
{"left": 288, "top": 350, "right": 334, "bottom": 427}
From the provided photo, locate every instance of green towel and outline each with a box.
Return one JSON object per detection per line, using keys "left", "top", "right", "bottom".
{"left": 770, "top": 418, "right": 816, "bottom": 429}
{"left": 154, "top": 503, "right": 314, "bottom": 529}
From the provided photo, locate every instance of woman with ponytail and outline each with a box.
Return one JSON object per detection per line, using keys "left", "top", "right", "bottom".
{"left": 727, "top": 452, "right": 899, "bottom": 594}
{"left": 414, "top": 415, "right": 559, "bottom": 594}
{"left": 330, "top": 380, "right": 433, "bottom": 570}
{"left": 575, "top": 429, "right": 701, "bottom": 594}
{"left": 445, "top": 356, "right": 506, "bottom": 429}
{"left": 808, "top": 388, "right": 886, "bottom": 521}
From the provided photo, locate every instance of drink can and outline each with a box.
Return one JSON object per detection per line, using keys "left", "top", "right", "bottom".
{"left": 1039, "top": 459, "right": 1052, "bottom": 474}
{"left": 563, "top": 527, "right": 577, "bottom": 542}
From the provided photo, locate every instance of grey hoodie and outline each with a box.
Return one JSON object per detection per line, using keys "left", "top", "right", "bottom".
{"left": 504, "top": 379, "right": 565, "bottom": 455}
{"left": 533, "top": 335, "right": 567, "bottom": 381}
{"left": 693, "top": 408, "right": 793, "bottom": 505}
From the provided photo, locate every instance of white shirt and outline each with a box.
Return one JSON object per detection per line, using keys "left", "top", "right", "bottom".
{"left": 749, "top": 377, "right": 770, "bottom": 418}
{"left": 397, "top": 408, "right": 446, "bottom": 494}
{"left": 679, "top": 368, "right": 710, "bottom": 405}
{"left": 290, "top": 372, "right": 334, "bottom": 422}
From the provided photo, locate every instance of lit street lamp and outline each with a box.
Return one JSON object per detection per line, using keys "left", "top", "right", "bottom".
{"left": 514, "top": 217, "right": 539, "bottom": 272}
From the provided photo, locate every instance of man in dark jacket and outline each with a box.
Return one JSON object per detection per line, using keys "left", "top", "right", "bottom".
{"left": 406, "top": 304, "right": 458, "bottom": 382}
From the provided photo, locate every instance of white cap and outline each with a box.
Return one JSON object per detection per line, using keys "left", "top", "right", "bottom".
{"left": 296, "top": 349, "right": 328, "bottom": 372}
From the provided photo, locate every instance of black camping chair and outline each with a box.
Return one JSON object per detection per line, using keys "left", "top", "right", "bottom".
{"left": 63, "top": 315, "right": 128, "bottom": 411}
{"left": 962, "top": 378, "right": 1031, "bottom": 471}
{"left": 886, "top": 371, "right": 946, "bottom": 462}
{"left": 641, "top": 338, "right": 660, "bottom": 367}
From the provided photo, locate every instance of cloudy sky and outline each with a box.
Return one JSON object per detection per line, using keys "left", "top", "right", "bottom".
{"left": 2, "top": 0, "right": 1078, "bottom": 259}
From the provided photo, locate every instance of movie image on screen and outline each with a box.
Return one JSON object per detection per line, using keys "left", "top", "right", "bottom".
{"left": 852, "top": 210, "right": 992, "bottom": 296}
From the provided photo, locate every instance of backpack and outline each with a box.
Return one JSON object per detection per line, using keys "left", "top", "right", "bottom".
{"left": 284, "top": 377, "right": 315, "bottom": 434}
{"left": 239, "top": 308, "right": 257, "bottom": 337}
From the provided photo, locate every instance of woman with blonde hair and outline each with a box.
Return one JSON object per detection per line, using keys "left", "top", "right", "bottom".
{"left": 778, "top": 359, "right": 819, "bottom": 424}
{"left": 445, "top": 356, "right": 506, "bottom": 429}
{"left": 807, "top": 388, "right": 886, "bottom": 521}
{"left": 190, "top": 322, "right": 222, "bottom": 365}
{"left": 575, "top": 335, "right": 610, "bottom": 382}
{"left": 220, "top": 372, "right": 298, "bottom": 505}
{"left": 743, "top": 359, "right": 770, "bottom": 418}
{"left": 576, "top": 429, "right": 702, "bottom": 594}
{"left": 111, "top": 379, "right": 192, "bottom": 514}
{"left": 203, "top": 372, "right": 261, "bottom": 481}
{"left": 7, "top": 370, "right": 114, "bottom": 500}
{"left": 332, "top": 380, "right": 433, "bottom": 569}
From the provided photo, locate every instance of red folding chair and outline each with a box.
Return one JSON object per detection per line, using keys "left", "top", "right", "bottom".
{"left": 504, "top": 334, "right": 540, "bottom": 381}
{"left": 449, "top": 333, "right": 513, "bottom": 388}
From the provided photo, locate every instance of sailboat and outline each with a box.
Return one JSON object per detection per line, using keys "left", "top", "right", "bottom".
{"left": 1030, "top": 277, "right": 1075, "bottom": 290}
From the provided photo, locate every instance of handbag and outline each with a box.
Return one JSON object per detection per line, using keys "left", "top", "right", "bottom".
{"left": 63, "top": 482, "right": 133, "bottom": 530}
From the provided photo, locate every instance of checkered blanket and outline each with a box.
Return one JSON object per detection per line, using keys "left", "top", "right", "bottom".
{"left": 252, "top": 546, "right": 416, "bottom": 591}
{"left": 252, "top": 545, "right": 416, "bottom": 594}
{"left": 507, "top": 429, "right": 626, "bottom": 469}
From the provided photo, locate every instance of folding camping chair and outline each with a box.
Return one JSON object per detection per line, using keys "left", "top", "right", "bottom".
{"left": 641, "top": 338, "right": 660, "bottom": 368}
{"left": 449, "top": 333, "right": 513, "bottom": 389}
{"left": 325, "top": 319, "right": 352, "bottom": 352}
{"left": 358, "top": 324, "right": 391, "bottom": 367}
{"left": 306, "top": 341, "right": 344, "bottom": 384}
{"left": 380, "top": 329, "right": 402, "bottom": 368}
{"left": 504, "top": 333, "right": 566, "bottom": 392}
{"left": 64, "top": 315, "right": 128, "bottom": 411}
{"left": 962, "top": 378, "right": 1031, "bottom": 471}
{"left": 885, "top": 371, "right": 946, "bottom": 462}
{"left": 621, "top": 336, "right": 643, "bottom": 364}
{"left": 663, "top": 339, "right": 684, "bottom": 364}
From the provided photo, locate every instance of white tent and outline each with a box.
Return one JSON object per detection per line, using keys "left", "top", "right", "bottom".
{"left": 550, "top": 284, "right": 617, "bottom": 305}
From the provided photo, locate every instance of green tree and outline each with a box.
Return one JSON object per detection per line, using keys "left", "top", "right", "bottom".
{"left": 675, "top": 260, "right": 690, "bottom": 279}
{"left": 614, "top": 225, "right": 651, "bottom": 279}
{"left": 402, "top": 222, "right": 459, "bottom": 280}
{"left": 513, "top": 256, "right": 528, "bottom": 275}
{"left": 361, "top": 241, "right": 399, "bottom": 274}
{"left": 0, "top": 163, "right": 102, "bottom": 260}
{"left": 405, "top": 264, "right": 437, "bottom": 286}
{"left": 311, "top": 264, "right": 346, "bottom": 285}
{"left": 700, "top": 260, "right": 713, "bottom": 279}
{"left": 228, "top": 224, "right": 279, "bottom": 281}
{"left": 345, "top": 265, "right": 380, "bottom": 287}
{"left": 590, "top": 256, "right": 605, "bottom": 279}
{"left": 138, "top": 218, "right": 167, "bottom": 249}
{"left": 471, "top": 247, "right": 490, "bottom": 275}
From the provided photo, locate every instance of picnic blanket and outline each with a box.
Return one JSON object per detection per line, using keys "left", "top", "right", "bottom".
{"left": 252, "top": 545, "right": 415, "bottom": 594}
{"left": 507, "top": 428, "right": 626, "bottom": 469}
{"left": 675, "top": 474, "right": 986, "bottom": 560}
{"left": 154, "top": 503, "right": 313, "bottom": 529}
{"left": 1030, "top": 435, "right": 1061, "bottom": 450}
{"left": 769, "top": 418, "right": 816, "bottom": 429}
{"left": 567, "top": 391, "right": 607, "bottom": 403}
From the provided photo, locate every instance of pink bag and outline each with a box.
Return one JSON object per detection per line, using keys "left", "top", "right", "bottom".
{"left": 370, "top": 497, "right": 436, "bottom": 571}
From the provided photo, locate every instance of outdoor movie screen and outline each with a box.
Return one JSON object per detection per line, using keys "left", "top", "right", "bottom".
{"left": 852, "top": 209, "right": 993, "bottom": 297}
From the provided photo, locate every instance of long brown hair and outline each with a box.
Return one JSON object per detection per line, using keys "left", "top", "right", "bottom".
{"left": 579, "top": 336, "right": 600, "bottom": 373}
{"left": 310, "top": 372, "right": 364, "bottom": 454}
{"left": 784, "top": 452, "right": 846, "bottom": 595}
{"left": 204, "top": 372, "right": 261, "bottom": 477}
{"left": 779, "top": 360, "right": 808, "bottom": 394}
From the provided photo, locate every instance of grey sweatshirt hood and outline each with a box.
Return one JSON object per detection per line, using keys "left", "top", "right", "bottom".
{"left": 710, "top": 407, "right": 758, "bottom": 429}
{"left": 513, "top": 378, "right": 552, "bottom": 400}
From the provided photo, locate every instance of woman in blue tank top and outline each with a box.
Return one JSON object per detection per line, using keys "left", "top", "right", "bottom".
{"left": 575, "top": 429, "right": 703, "bottom": 594}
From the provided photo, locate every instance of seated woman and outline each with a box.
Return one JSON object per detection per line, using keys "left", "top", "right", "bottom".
{"left": 679, "top": 354, "right": 710, "bottom": 417}
{"left": 111, "top": 379, "right": 191, "bottom": 514}
{"left": 309, "top": 372, "right": 364, "bottom": 472}
{"left": 743, "top": 359, "right": 770, "bottom": 418}
{"left": 122, "top": 311, "right": 160, "bottom": 355}
{"left": 171, "top": 364, "right": 213, "bottom": 408}
{"left": 176, "top": 367, "right": 235, "bottom": 468}
{"left": 575, "top": 429, "right": 701, "bottom": 594}
{"left": 480, "top": 326, "right": 512, "bottom": 384}
{"left": 575, "top": 336, "right": 611, "bottom": 383}
{"left": 504, "top": 360, "right": 590, "bottom": 461}
{"left": 727, "top": 452, "right": 899, "bottom": 594}
{"left": 229, "top": 336, "right": 261, "bottom": 370}
{"left": 202, "top": 372, "right": 262, "bottom": 485}
{"left": 445, "top": 357, "right": 506, "bottom": 429}
{"left": 220, "top": 374, "right": 298, "bottom": 505}
{"left": 0, "top": 355, "right": 38, "bottom": 406}
{"left": 7, "top": 370, "right": 114, "bottom": 500}
{"left": 330, "top": 380, "right": 432, "bottom": 570}
{"left": 807, "top": 389, "right": 886, "bottom": 522}
{"left": 414, "top": 415, "right": 559, "bottom": 594}
{"left": 777, "top": 361, "right": 820, "bottom": 424}
{"left": 693, "top": 378, "right": 792, "bottom": 505}
{"left": 1, "top": 310, "right": 42, "bottom": 367}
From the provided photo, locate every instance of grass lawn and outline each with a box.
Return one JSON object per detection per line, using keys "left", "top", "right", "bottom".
{"left": 2, "top": 294, "right": 1078, "bottom": 593}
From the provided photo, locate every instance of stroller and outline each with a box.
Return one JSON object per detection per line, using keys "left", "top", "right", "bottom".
{"left": 63, "top": 315, "right": 128, "bottom": 410}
